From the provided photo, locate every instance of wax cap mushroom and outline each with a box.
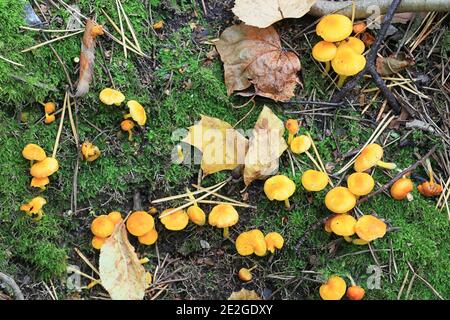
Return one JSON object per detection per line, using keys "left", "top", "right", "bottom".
{"left": 30, "top": 177, "right": 50, "bottom": 190}
{"left": 319, "top": 275, "right": 347, "bottom": 300}
{"left": 330, "top": 214, "right": 357, "bottom": 236}
{"left": 338, "top": 37, "right": 365, "bottom": 54}
{"left": 301, "top": 169, "right": 328, "bottom": 192}
{"left": 45, "top": 114, "right": 56, "bottom": 124}
{"left": 238, "top": 267, "right": 255, "bottom": 282}
{"left": 324, "top": 214, "right": 338, "bottom": 233}
{"left": 265, "top": 232, "right": 284, "bottom": 254}
{"left": 127, "top": 211, "right": 155, "bottom": 236}
{"left": 120, "top": 119, "right": 135, "bottom": 141}
{"left": 325, "top": 187, "right": 356, "bottom": 214}
{"left": 92, "top": 236, "right": 106, "bottom": 250}
{"left": 22, "top": 144, "right": 46, "bottom": 162}
{"left": 347, "top": 285, "right": 365, "bottom": 300}
{"left": 126, "top": 100, "right": 147, "bottom": 126}
{"left": 331, "top": 46, "right": 366, "bottom": 87}
{"left": 99, "top": 88, "right": 125, "bottom": 106}
{"left": 187, "top": 206, "right": 206, "bottom": 226}
{"left": 107, "top": 211, "right": 122, "bottom": 225}
{"left": 30, "top": 157, "right": 59, "bottom": 178}
{"left": 91, "top": 215, "right": 115, "bottom": 238}
{"left": 354, "top": 143, "right": 396, "bottom": 172}
{"left": 208, "top": 204, "right": 239, "bottom": 238}
{"left": 390, "top": 177, "right": 414, "bottom": 200}
{"left": 264, "top": 175, "right": 296, "bottom": 209}
{"left": 138, "top": 228, "right": 158, "bottom": 245}
{"left": 347, "top": 172, "right": 375, "bottom": 196}
{"left": 235, "top": 229, "right": 267, "bottom": 257}
{"left": 316, "top": 14, "right": 353, "bottom": 42}
{"left": 312, "top": 41, "right": 337, "bottom": 74}
{"left": 285, "top": 119, "right": 299, "bottom": 144}
{"left": 81, "top": 141, "right": 101, "bottom": 162}
{"left": 290, "top": 135, "right": 311, "bottom": 154}
{"left": 160, "top": 209, "right": 189, "bottom": 231}
{"left": 20, "top": 196, "right": 47, "bottom": 221}
{"left": 43, "top": 102, "right": 56, "bottom": 114}
{"left": 418, "top": 181, "right": 443, "bottom": 197}
{"left": 355, "top": 215, "right": 387, "bottom": 242}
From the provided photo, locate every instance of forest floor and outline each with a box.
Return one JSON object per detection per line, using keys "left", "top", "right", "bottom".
{"left": 0, "top": 0, "right": 449, "bottom": 300}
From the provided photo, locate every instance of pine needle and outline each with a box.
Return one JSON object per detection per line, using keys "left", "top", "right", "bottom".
{"left": 21, "top": 30, "right": 84, "bottom": 53}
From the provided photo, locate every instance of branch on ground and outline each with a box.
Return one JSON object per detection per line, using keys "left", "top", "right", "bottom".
{"left": 0, "top": 272, "right": 24, "bottom": 300}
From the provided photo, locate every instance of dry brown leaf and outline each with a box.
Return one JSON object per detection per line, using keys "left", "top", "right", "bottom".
{"left": 376, "top": 53, "right": 415, "bottom": 76}
{"left": 215, "top": 24, "right": 301, "bottom": 102}
{"left": 182, "top": 115, "right": 249, "bottom": 176}
{"left": 232, "top": 0, "right": 317, "bottom": 28}
{"left": 243, "top": 106, "right": 287, "bottom": 186}
{"left": 228, "top": 288, "right": 262, "bottom": 300}
{"left": 99, "top": 223, "right": 147, "bottom": 300}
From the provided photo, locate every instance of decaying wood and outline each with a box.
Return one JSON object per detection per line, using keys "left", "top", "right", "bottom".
{"left": 0, "top": 272, "right": 24, "bottom": 300}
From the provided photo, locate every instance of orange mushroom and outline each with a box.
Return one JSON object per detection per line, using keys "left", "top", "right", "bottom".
{"left": 319, "top": 275, "right": 347, "bottom": 300}
{"left": 81, "top": 141, "right": 101, "bottom": 162}
{"left": 418, "top": 159, "right": 443, "bottom": 197}
{"left": 354, "top": 144, "right": 396, "bottom": 172}
{"left": 354, "top": 215, "right": 387, "bottom": 242}
{"left": 330, "top": 214, "right": 357, "bottom": 236}
{"left": 285, "top": 119, "right": 299, "bottom": 144}
{"left": 390, "top": 177, "right": 414, "bottom": 200}
{"left": 91, "top": 215, "right": 115, "bottom": 238}
{"left": 126, "top": 211, "right": 155, "bottom": 236}
{"left": 30, "top": 177, "right": 50, "bottom": 190}
{"left": 121, "top": 119, "right": 135, "bottom": 141}
{"left": 325, "top": 187, "right": 356, "bottom": 214}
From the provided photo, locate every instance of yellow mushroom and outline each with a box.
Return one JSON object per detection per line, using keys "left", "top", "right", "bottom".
{"left": 20, "top": 196, "right": 47, "bottom": 221}
{"left": 312, "top": 41, "right": 337, "bottom": 74}
{"left": 330, "top": 214, "right": 357, "bottom": 236}
{"left": 22, "top": 144, "right": 46, "bottom": 164}
{"left": 235, "top": 229, "right": 267, "bottom": 257}
{"left": 347, "top": 172, "right": 375, "bottom": 196}
{"left": 160, "top": 208, "right": 189, "bottom": 231}
{"left": 264, "top": 175, "right": 296, "bottom": 209}
{"left": 208, "top": 204, "right": 239, "bottom": 238}
{"left": 355, "top": 215, "right": 387, "bottom": 242}
{"left": 120, "top": 119, "right": 135, "bottom": 141}
{"left": 319, "top": 275, "right": 347, "bottom": 300}
{"left": 301, "top": 169, "right": 328, "bottom": 192}
{"left": 99, "top": 88, "right": 125, "bottom": 106}
{"left": 81, "top": 141, "right": 101, "bottom": 162}
{"left": 324, "top": 187, "right": 356, "bottom": 214}
{"left": 125, "top": 100, "right": 147, "bottom": 126}
{"left": 354, "top": 143, "right": 396, "bottom": 172}
{"left": 316, "top": 14, "right": 353, "bottom": 42}
{"left": 30, "top": 177, "right": 50, "bottom": 190}
{"left": 264, "top": 232, "right": 284, "bottom": 254}
{"left": 30, "top": 157, "right": 59, "bottom": 178}
{"left": 331, "top": 46, "right": 366, "bottom": 87}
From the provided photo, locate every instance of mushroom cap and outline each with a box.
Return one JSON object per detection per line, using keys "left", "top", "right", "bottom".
{"left": 30, "top": 177, "right": 50, "bottom": 189}
{"left": 91, "top": 215, "right": 115, "bottom": 238}
{"left": 45, "top": 114, "right": 56, "bottom": 124}
{"left": 44, "top": 102, "right": 56, "bottom": 114}
{"left": 99, "top": 88, "right": 125, "bottom": 106}
{"left": 285, "top": 119, "right": 299, "bottom": 135}
{"left": 235, "top": 229, "right": 267, "bottom": 257}
{"left": 265, "top": 232, "right": 284, "bottom": 253}
{"left": 160, "top": 209, "right": 189, "bottom": 231}
{"left": 338, "top": 37, "right": 365, "bottom": 55}
{"left": 30, "top": 157, "right": 59, "bottom": 178}
{"left": 81, "top": 141, "right": 101, "bottom": 162}
{"left": 330, "top": 214, "right": 357, "bottom": 236}
{"left": 238, "top": 268, "right": 253, "bottom": 282}
{"left": 347, "top": 172, "right": 375, "bottom": 196}
{"left": 92, "top": 236, "right": 106, "bottom": 250}
{"left": 127, "top": 100, "right": 147, "bottom": 125}
{"left": 312, "top": 41, "right": 337, "bottom": 62}
{"left": 264, "top": 175, "right": 296, "bottom": 201}
{"left": 390, "top": 177, "right": 414, "bottom": 200}
{"left": 316, "top": 14, "right": 353, "bottom": 42}
{"left": 324, "top": 215, "right": 338, "bottom": 233}
{"left": 187, "top": 206, "right": 206, "bottom": 226}
{"left": 208, "top": 204, "right": 239, "bottom": 228}
{"left": 355, "top": 215, "right": 387, "bottom": 242}
{"left": 353, "top": 22, "right": 367, "bottom": 34}
{"left": 126, "top": 211, "right": 155, "bottom": 236}
{"left": 319, "top": 276, "right": 347, "bottom": 300}
{"left": 354, "top": 143, "right": 384, "bottom": 172}
{"left": 21, "top": 196, "right": 47, "bottom": 214}
{"left": 138, "top": 228, "right": 158, "bottom": 245}
{"left": 325, "top": 187, "right": 357, "bottom": 214}
{"left": 290, "top": 135, "right": 311, "bottom": 154}
{"left": 120, "top": 119, "right": 135, "bottom": 131}
{"left": 22, "top": 144, "right": 46, "bottom": 161}
{"left": 418, "top": 181, "right": 443, "bottom": 197}
{"left": 331, "top": 46, "right": 366, "bottom": 76}
{"left": 352, "top": 238, "right": 369, "bottom": 245}
{"left": 346, "top": 285, "right": 365, "bottom": 300}
{"left": 301, "top": 169, "right": 328, "bottom": 192}
{"left": 107, "top": 211, "right": 122, "bottom": 225}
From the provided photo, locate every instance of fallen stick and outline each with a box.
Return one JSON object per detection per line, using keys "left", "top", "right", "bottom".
{"left": 0, "top": 272, "right": 24, "bottom": 300}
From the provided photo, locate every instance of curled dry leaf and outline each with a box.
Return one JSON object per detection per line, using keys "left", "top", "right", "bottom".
{"left": 228, "top": 288, "right": 262, "bottom": 300}
{"left": 215, "top": 24, "right": 301, "bottom": 102}
{"left": 99, "top": 223, "right": 147, "bottom": 300}
{"left": 376, "top": 53, "right": 415, "bottom": 76}
{"left": 232, "top": 0, "right": 317, "bottom": 28}
{"left": 182, "top": 115, "right": 249, "bottom": 176}
{"left": 244, "top": 106, "right": 288, "bottom": 186}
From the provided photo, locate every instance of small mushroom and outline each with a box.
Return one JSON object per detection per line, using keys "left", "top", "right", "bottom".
{"left": 208, "top": 204, "right": 239, "bottom": 238}
{"left": 20, "top": 196, "right": 47, "bottom": 221}
{"left": 325, "top": 187, "right": 356, "bottom": 214}
{"left": 338, "top": 37, "right": 365, "bottom": 54}
{"left": 353, "top": 22, "right": 367, "bottom": 34}
{"left": 354, "top": 143, "right": 396, "bottom": 172}
{"left": 235, "top": 229, "right": 267, "bottom": 257}
{"left": 355, "top": 215, "right": 387, "bottom": 242}
{"left": 316, "top": 14, "right": 353, "bottom": 42}
{"left": 120, "top": 119, "right": 135, "bottom": 141}
{"left": 324, "top": 214, "right": 338, "bottom": 233}
{"left": 125, "top": 100, "right": 147, "bottom": 126}
{"left": 107, "top": 211, "right": 122, "bottom": 225}
{"left": 264, "top": 232, "right": 284, "bottom": 254}
{"left": 418, "top": 159, "right": 443, "bottom": 197}
{"left": 42, "top": 102, "right": 56, "bottom": 114}
{"left": 347, "top": 172, "right": 375, "bottom": 196}
{"left": 330, "top": 214, "right": 357, "bottom": 236}
{"left": 99, "top": 88, "right": 125, "bottom": 106}
{"left": 44, "top": 114, "right": 56, "bottom": 124}
{"left": 91, "top": 215, "right": 115, "bottom": 238}
{"left": 264, "top": 175, "right": 296, "bottom": 209}
{"left": 319, "top": 275, "right": 347, "bottom": 300}
{"left": 187, "top": 206, "right": 206, "bottom": 226}
{"left": 30, "top": 177, "right": 50, "bottom": 190}
{"left": 390, "top": 177, "right": 414, "bottom": 200}
{"left": 160, "top": 208, "right": 189, "bottom": 231}
{"left": 138, "top": 228, "right": 158, "bottom": 245}
{"left": 331, "top": 46, "right": 366, "bottom": 87}
{"left": 346, "top": 274, "right": 365, "bottom": 300}
{"left": 290, "top": 135, "right": 311, "bottom": 154}
{"left": 81, "top": 141, "right": 101, "bottom": 162}
{"left": 285, "top": 119, "right": 299, "bottom": 144}
{"left": 238, "top": 266, "right": 257, "bottom": 282}
{"left": 126, "top": 211, "right": 155, "bottom": 236}
{"left": 92, "top": 236, "right": 106, "bottom": 250}
{"left": 30, "top": 157, "right": 59, "bottom": 178}
{"left": 312, "top": 41, "right": 337, "bottom": 74}
{"left": 301, "top": 169, "right": 328, "bottom": 192}
{"left": 22, "top": 144, "right": 46, "bottom": 164}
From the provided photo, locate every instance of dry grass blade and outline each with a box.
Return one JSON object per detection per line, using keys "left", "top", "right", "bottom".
{"left": 74, "top": 247, "right": 100, "bottom": 276}
{"left": 52, "top": 92, "right": 68, "bottom": 158}
{"left": 117, "top": 0, "right": 142, "bottom": 52}
{"left": 307, "top": 132, "right": 333, "bottom": 187}
{"left": 42, "top": 282, "right": 56, "bottom": 300}
{"left": 152, "top": 180, "right": 227, "bottom": 204}
{"left": 436, "top": 176, "right": 450, "bottom": 209}
{"left": 67, "top": 265, "right": 99, "bottom": 282}
{"left": 0, "top": 55, "right": 24, "bottom": 67}
{"left": 101, "top": 9, "right": 142, "bottom": 53}
{"left": 183, "top": 199, "right": 255, "bottom": 208}
{"left": 19, "top": 26, "right": 82, "bottom": 33}
{"left": 21, "top": 30, "right": 84, "bottom": 53}
{"left": 191, "top": 183, "right": 245, "bottom": 205}
{"left": 115, "top": 0, "right": 127, "bottom": 59}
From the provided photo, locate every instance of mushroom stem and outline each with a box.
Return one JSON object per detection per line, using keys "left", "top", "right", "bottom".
{"left": 123, "top": 113, "right": 131, "bottom": 119}
{"left": 223, "top": 227, "right": 230, "bottom": 238}
{"left": 426, "top": 158, "right": 435, "bottom": 185}
{"left": 248, "top": 265, "right": 257, "bottom": 272}
{"left": 288, "top": 133, "right": 294, "bottom": 145}
{"left": 284, "top": 199, "right": 291, "bottom": 209}
{"left": 337, "top": 75, "right": 348, "bottom": 88}
{"left": 346, "top": 273, "right": 356, "bottom": 286}
{"left": 376, "top": 160, "right": 397, "bottom": 170}
{"left": 127, "top": 129, "right": 133, "bottom": 141}
{"left": 323, "top": 61, "right": 331, "bottom": 76}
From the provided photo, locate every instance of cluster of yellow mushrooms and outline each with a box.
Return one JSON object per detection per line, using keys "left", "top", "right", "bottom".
{"left": 312, "top": 14, "right": 367, "bottom": 87}
{"left": 20, "top": 143, "right": 59, "bottom": 221}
